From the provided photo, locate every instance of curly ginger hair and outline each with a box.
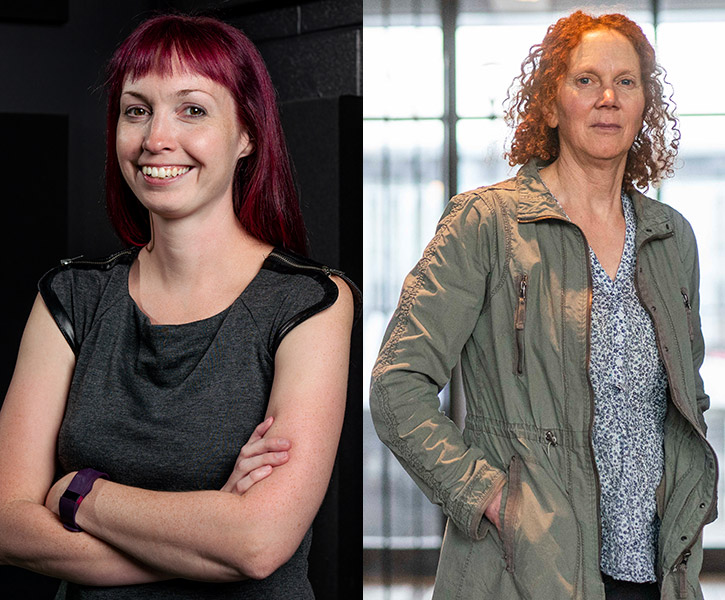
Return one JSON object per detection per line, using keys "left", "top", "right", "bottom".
{"left": 504, "top": 11, "right": 679, "bottom": 191}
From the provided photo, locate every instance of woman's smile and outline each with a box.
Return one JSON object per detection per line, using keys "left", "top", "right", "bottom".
{"left": 116, "top": 68, "right": 253, "bottom": 218}
{"left": 139, "top": 164, "right": 193, "bottom": 185}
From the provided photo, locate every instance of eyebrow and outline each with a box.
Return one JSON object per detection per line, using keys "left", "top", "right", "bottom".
{"left": 572, "top": 66, "right": 639, "bottom": 77}
{"left": 120, "top": 88, "right": 216, "bottom": 102}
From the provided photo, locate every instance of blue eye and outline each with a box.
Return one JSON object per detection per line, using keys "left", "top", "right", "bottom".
{"left": 620, "top": 78, "right": 634, "bottom": 86}
{"left": 577, "top": 77, "right": 591, "bottom": 85}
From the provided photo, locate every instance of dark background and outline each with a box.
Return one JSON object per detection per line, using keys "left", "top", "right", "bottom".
{"left": 0, "top": 0, "right": 361, "bottom": 598}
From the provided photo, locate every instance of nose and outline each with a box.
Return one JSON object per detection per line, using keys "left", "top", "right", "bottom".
{"left": 598, "top": 87, "right": 617, "bottom": 108}
{"left": 142, "top": 114, "right": 176, "bottom": 153}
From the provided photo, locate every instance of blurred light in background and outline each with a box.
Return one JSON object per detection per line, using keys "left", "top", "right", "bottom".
{"left": 364, "top": 1, "right": 725, "bottom": 596}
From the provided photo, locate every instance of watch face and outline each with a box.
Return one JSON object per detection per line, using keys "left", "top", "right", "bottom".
{"left": 62, "top": 490, "right": 82, "bottom": 504}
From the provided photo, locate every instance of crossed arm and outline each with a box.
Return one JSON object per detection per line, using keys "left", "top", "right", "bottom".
{"left": 0, "top": 278, "right": 354, "bottom": 586}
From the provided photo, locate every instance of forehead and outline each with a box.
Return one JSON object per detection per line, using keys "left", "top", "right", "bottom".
{"left": 121, "top": 53, "right": 232, "bottom": 98}
{"left": 121, "top": 67, "right": 234, "bottom": 103}
{"left": 567, "top": 29, "right": 641, "bottom": 73}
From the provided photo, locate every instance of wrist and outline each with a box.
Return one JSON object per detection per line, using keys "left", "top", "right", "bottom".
{"left": 74, "top": 476, "right": 108, "bottom": 532}
{"left": 59, "top": 468, "right": 109, "bottom": 532}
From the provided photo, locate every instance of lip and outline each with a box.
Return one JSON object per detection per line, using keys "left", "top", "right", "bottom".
{"left": 591, "top": 123, "right": 621, "bottom": 131}
{"left": 138, "top": 165, "right": 193, "bottom": 186}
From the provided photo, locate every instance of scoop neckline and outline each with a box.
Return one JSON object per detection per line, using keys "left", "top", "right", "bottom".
{"left": 125, "top": 247, "right": 277, "bottom": 327}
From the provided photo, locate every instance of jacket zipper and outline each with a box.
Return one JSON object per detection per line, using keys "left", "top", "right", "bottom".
{"left": 519, "top": 213, "right": 603, "bottom": 572}
{"left": 270, "top": 250, "right": 337, "bottom": 277}
{"left": 634, "top": 232, "right": 719, "bottom": 584}
{"left": 59, "top": 248, "right": 135, "bottom": 266}
{"left": 673, "top": 549, "right": 691, "bottom": 599}
{"left": 503, "top": 455, "right": 522, "bottom": 573}
{"left": 681, "top": 288, "right": 694, "bottom": 342}
{"left": 580, "top": 228, "right": 603, "bottom": 570}
{"left": 514, "top": 274, "right": 528, "bottom": 375}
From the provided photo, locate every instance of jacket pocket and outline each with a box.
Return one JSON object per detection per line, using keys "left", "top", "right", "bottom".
{"left": 501, "top": 455, "right": 522, "bottom": 572}
{"left": 681, "top": 287, "right": 694, "bottom": 342}
{"left": 501, "top": 454, "right": 580, "bottom": 598}
{"left": 513, "top": 274, "right": 528, "bottom": 375}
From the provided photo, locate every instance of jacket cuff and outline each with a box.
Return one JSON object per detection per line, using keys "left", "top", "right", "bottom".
{"left": 465, "top": 469, "right": 507, "bottom": 540}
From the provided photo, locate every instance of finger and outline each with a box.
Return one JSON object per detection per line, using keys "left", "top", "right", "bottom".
{"left": 220, "top": 452, "right": 285, "bottom": 493}
{"left": 247, "top": 416, "right": 275, "bottom": 445}
{"left": 232, "top": 450, "right": 290, "bottom": 481}
{"left": 239, "top": 435, "right": 291, "bottom": 459}
{"left": 232, "top": 465, "right": 273, "bottom": 495}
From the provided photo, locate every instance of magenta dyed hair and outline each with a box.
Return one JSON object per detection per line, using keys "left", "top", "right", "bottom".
{"left": 105, "top": 14, "right": 308, "bottom": 255}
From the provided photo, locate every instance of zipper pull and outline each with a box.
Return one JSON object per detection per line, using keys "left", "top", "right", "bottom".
{"left": 681, "top": 289, "right": 691, "bottom": 310}
{"left": 673, "top": 550, "right": 691, "bottom": 599}
{"left": 681, "top": 288, "right": 694, "bottom": 341}
{"left": 515, "top": 275, "right": 528, "bottom": 330}
{"left": 545, "top": 430, "right": 558, "bottom": 457}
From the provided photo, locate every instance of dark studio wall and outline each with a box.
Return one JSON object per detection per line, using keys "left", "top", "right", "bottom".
{"left": 0, "top": 1, "right": 361, "bottom": 598}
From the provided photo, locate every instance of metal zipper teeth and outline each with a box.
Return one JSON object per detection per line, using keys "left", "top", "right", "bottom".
{"left": 633, "top": 232, "right": 719, "bottom": 579}
{"left": 270, "top": 250, "right": 337, "bottom": 277}
{"left": 519, "top": 214, "right": 603, "bottom": 569}
{"left": 60, "top": 248, "right": 135, "bottom": 266}
{"left": 578, "top": 224, "right": 603, "bottom": 569}
{"left": 515, "top": 274, "right": 528, "bottom": 374}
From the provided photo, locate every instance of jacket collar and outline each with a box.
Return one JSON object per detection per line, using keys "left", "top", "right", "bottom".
{"left": 515, "top": 159, "right": 567, "bottom": 223}
{"left": 515, "top": 159, "right": 673, "bottom": 238}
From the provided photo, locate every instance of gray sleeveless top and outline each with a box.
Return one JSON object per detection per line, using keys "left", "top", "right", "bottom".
{"left": 39, "top": 246, "right": 342, "bottom": 600}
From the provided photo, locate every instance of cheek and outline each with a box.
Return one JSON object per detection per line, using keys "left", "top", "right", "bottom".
{"left": 115, "top": 126, "right": 139, "bottom": 162}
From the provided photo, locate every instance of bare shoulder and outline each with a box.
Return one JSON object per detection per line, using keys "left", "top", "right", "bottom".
{"left": 325, "top": 275, "right": 355, "bottom": 325}
{"left": 275, "top": 274, "right": 354, "bottom": 363}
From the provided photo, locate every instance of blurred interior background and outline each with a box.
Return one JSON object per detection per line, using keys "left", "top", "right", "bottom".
{"left": 363, "top": 0, "right": 725, "bottom": 597}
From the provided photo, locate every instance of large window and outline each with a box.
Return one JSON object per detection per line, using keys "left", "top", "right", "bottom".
{"left": 364, "top": 0, "right": 725, "bottom": 592}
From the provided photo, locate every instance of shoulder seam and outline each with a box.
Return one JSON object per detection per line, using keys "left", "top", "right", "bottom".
{"left": 266, "top": 249, "right": 362, "bottom": 326}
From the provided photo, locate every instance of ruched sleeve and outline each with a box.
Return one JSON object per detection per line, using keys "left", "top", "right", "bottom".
{"left": 369, "top": 190, "right": 506, "bottom": 540}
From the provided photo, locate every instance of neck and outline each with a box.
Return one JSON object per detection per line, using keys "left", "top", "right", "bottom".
{"left": 539, "top": 147, "right": 627, "bottom": 220}
{"left": 140, "top": 201, "right": 269, "bottom": 290}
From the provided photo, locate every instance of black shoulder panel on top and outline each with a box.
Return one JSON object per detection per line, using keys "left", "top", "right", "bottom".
{"left": 264, "top": 248, "right": 362, "bottom": 354}
{"left": 37, "top": 248, "right": 137, "bottom": 356}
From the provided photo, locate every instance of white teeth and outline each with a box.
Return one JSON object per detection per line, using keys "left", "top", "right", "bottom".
{"left": 141, "top": 166, "right": 190, "bottom": 179}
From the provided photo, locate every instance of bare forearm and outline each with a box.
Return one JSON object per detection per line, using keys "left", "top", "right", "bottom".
{"left": 76, "top": 481, "right": 267, "bottom": 581}
{"left": 0, "top": 499, "right": 169, "bottom": 586}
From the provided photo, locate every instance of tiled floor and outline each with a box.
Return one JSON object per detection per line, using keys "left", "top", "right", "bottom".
{"left": 363, "top": 575, "right": 725, "bottom": 599}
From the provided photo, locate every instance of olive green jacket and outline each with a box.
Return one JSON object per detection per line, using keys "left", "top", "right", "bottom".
{"left": 370, "top": 160, "right": 718, "bottom": 599}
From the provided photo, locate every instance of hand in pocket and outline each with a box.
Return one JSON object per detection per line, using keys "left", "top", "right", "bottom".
{"left": 484, "top": 485, "right": 505, "bottom": 537}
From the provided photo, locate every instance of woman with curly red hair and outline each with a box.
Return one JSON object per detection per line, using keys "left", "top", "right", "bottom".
{"left": 371, "top": 10, "right": 716, "bottom": 600}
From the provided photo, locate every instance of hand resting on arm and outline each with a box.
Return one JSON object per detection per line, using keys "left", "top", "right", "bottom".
{"left": 0, "top": 278, "right": 352, "bottom": 584}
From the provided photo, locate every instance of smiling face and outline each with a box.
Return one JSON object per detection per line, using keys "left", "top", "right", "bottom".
{"left": 546, "top": 28, "right": 645, "bottom": 167}
{"left": 116, "top": 66, "right": 253, "bottom": 221}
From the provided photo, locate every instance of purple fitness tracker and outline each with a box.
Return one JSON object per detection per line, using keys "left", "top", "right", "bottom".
{"left": 59, "top": 468, "right": 109, "bottom": 532}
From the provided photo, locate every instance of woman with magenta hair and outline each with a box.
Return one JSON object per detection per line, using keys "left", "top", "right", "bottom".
{"left": 371, "top": 10, "right": 716, "bottom": 600}
{"left": 0, "top": 13, "right": 358, "bottom": 600}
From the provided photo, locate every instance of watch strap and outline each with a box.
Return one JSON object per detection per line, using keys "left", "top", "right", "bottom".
{"left": 59, "top": 468, "right": 109, "bottom": 532}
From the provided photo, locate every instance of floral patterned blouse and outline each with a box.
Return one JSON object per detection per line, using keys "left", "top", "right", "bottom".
{"left": 588, "top": 193, "right": 668, "bottom": 583}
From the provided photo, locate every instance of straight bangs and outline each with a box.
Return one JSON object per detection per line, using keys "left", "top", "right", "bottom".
{"left": 117, "top": 23, "right": 240, "bottom": 105}
{"left": 105, "top": 14, "right": 308, "bottom": 254}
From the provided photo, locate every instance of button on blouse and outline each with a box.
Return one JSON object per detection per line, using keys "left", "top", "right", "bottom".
{"left": 589, "top": 193, "right": 668, "bottom": 583}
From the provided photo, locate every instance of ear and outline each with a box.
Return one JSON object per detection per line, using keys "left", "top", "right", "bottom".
{"left": 543, "top": 104, "right": 559, "bottom": 129}
{"left": 237, "top": 129, "right": 255, "bottom": 159}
